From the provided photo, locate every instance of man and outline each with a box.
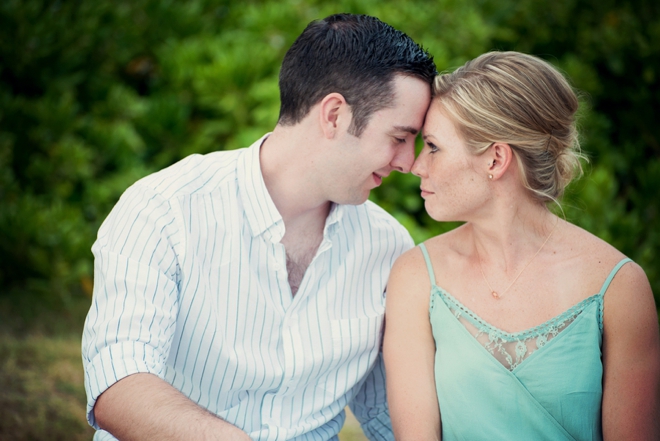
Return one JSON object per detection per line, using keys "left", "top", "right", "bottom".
{"left": 82, "top": 13, "right": 435, "bottom": 441}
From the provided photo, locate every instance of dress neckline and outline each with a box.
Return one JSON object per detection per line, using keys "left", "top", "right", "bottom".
{"left": 430, "top": 283, "right": 600, "bottom": 339}
{"left": 418, "top": 242, "right": 632, "bottom": 338}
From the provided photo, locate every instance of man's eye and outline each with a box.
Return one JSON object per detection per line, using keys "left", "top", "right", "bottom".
{"left": 394, "top": 137, "right": 406, "bottom": 144}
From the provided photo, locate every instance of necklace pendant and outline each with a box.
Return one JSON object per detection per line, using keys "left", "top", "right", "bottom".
{"left": 491, "top": 291, "right": 499, "bottom": 299}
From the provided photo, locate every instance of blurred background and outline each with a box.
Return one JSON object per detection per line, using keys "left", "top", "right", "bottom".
{"left": 1, "top": 0, "right": 658, "bottom": 439}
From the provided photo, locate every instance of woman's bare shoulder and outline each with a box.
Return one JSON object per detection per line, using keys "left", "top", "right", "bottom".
{"left": 386, "top": 246, "right": 434, "bottom": 315}
{"left": 389, "top": 228, "right": 467, "bottom": 302}
{"left": 558, "top": 221, "right": 628, "bottom": 276}
{"left": 547, "top": 220, "right": 652, "bottom": 310}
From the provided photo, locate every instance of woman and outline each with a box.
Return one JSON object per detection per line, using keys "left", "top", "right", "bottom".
{"left": 383, "top": 51, "right": 660, "bottom": 440}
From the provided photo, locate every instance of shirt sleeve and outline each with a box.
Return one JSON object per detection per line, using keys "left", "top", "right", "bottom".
{"left": 346, "top": 210, "right": 411, "bottom": 441}
{"left": 81, "top": 183, "right": 183, "bottom": 429}
{"left": 348, "top": 352, "right": 395, "bottom": 441}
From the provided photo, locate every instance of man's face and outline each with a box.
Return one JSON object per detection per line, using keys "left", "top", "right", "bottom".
{"left": 327, "top": 75, "right": 432, "bottom": 205}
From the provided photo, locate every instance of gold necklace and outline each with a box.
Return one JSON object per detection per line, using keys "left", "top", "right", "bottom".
{"left": 476, "top": 219, "right": 558, "bottom": 299}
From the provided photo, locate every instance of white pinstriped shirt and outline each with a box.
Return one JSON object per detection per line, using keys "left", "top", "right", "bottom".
{"left": 82, "top": 134, "right": 413, "bottom": 441}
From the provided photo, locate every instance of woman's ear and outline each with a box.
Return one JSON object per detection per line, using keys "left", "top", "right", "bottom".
{"left": 318, "top": 93, "right": 350, "bottom": 139}
{"left": 486, "top": 142, "right": 514, "bottom": 180}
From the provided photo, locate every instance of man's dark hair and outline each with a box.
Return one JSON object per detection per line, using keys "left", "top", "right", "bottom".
{"left": 277, "top": 13, "right": 437, "bottom": 137}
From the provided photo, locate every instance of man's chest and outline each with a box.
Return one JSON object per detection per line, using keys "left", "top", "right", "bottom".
{"left": 170, "top": 235, "right": 387, "bottom": 387}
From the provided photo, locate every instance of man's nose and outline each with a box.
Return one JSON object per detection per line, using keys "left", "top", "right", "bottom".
{"left": 391, "top": 142, "right": 416, "bottom": 173}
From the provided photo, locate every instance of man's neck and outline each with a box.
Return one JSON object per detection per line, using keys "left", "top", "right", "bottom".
{"left": 259, "top": 125, "right": 332, "bottom": 296}
{"left": 259, "top": 125, "right": 331, "bottom": 225}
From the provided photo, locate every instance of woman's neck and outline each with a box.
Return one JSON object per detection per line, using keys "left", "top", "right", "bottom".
{"left": 468, "top": 202, "right": 559, "bottom": 274}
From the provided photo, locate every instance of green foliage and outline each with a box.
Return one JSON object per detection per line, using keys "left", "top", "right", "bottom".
{"left": 0, "top": 0, "right": 658, "bottom": 324}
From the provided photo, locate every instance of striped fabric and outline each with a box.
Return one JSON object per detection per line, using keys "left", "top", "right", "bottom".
{"left": 82, "top": 134, "right": 413, "bottom": 441}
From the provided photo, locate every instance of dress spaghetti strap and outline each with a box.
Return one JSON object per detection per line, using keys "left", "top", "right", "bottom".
{"left": 598, "top": 258, "right": 632, "bottom": 296}
{"left": 419, "top": 243, "right": 436, "bottom": 286}
{"left": 598, "top": 257, "right": 633, "bottom": 331}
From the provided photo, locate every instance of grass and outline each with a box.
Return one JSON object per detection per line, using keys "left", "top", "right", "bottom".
{"left": 0, "top": 333, "right": 367, "bottom": 440}
{"left": 0, "top": 334, "right": 94, "bottom": 440}
{"left": 339, "top": 410, "right": 369, "bottom": 441}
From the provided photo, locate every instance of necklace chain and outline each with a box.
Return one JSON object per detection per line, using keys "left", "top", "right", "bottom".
{"left": 476, "top": 219, "right": 558, "bottom": 299}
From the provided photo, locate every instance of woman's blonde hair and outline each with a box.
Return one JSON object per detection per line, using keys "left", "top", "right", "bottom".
{"left": 433, "top": 51, "right": 585, "bottom": 203}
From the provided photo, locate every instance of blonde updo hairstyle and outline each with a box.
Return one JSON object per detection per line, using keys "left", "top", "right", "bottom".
{"left": 433, "top": 51, "right": 585, "bottom": 204}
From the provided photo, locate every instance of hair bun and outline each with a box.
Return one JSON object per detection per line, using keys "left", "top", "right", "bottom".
{"left": 433, "top": 51, "right": 586, "bottom": 203}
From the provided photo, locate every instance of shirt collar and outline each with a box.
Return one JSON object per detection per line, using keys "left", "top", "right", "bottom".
{"left": 237, "top": 134, "right": 285, "bottom": 242}
{"left": 237, "top": 133, "right": 347, "bottom": 243}
{"left": 324, "top": 202, "right": 344, "bottom": 236}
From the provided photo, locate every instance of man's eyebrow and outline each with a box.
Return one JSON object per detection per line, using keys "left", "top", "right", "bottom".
{"left": 393, "top": 125, "right": 419, "bottom": 135}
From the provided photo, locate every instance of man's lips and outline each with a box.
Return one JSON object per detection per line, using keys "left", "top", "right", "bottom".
{"left": 373, "top": 173, "right": 383, "bottom": 186}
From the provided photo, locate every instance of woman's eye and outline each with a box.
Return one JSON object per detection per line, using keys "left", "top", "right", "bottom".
{"left": 427, "top": 142, "right": 439, "bottom": 153}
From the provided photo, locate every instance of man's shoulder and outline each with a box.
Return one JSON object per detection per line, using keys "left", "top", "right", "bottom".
{"left": 136, "top": 148, "right": 245, "bottom": 199}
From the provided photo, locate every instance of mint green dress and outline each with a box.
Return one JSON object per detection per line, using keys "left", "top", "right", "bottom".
{"left": 419, "top": 243, "right": 631, "bottom": 441}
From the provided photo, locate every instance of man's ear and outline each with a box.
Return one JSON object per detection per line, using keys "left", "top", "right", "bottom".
{"left": 318, "top": 93, "right": 351, "bottom": 139}
{"left": 485, "top": 142, "right": 514, "bottom": 180}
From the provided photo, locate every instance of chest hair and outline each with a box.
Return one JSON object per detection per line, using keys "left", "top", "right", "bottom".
{"left": 285, "top": 251, "right": 313, "bottom": 296}
{"left": 283, "top": 234, "right": 323, "bottom": 296}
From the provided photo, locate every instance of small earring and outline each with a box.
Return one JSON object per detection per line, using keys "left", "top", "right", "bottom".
{"left": 488, "top": 174, "right": 493, "bottom": 179}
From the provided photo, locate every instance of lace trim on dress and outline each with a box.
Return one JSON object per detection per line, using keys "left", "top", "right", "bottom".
{"left": 431, "top": 286, "right": 600, "bottom": 371}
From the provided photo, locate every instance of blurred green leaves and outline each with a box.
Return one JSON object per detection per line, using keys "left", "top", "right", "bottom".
{"left": 1, "top": 0, "right": 658, "bottom": 323}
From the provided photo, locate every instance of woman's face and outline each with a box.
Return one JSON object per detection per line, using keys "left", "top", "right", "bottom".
{"left": 412, "top": 102, "right": 490, "bottom": 222}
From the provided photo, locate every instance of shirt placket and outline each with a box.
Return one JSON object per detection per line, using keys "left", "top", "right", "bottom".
{"left": 262, "top": 236, "right": 334, "bottom": 431}
{"left": 274, "top": 258, "right": 304, "bottom": 424}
